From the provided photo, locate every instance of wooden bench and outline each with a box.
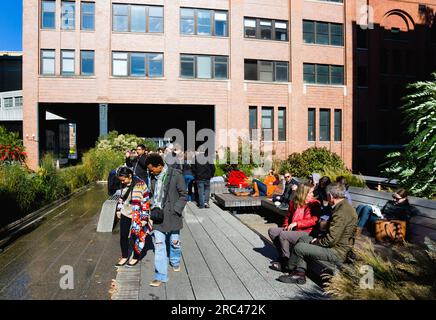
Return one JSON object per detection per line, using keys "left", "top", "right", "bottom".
{"left": 261, "top": 199, "right": 288, "bottom": 217}
{"left": 214, "top": 193, "right": 268, "bottom": 209}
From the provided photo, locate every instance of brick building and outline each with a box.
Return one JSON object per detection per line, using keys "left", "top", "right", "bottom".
{"left": 353, "top": 0, "right": 436, "bottom": 175}
{"left": 23, "top": 0, "right": 356, "bottom": 169}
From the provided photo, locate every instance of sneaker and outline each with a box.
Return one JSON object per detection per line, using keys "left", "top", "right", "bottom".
{"left": 204, "top": 204, "right": 210, "bottom": 209}
{"left": 172, "top": 265, "right": 181, "bottom": 272}
{"left": 149, "top": 280, "right": 163, "bottom": 287}
{"left": 277, "top": 271, "right": 306, "bottom": 284}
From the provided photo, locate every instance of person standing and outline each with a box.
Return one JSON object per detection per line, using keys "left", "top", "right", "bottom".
{"left": 192, "top": 149, "right": 216, "bottom": 209}
{"left": 125, "top": 144, "right": 149, "bottom": 184}
{"left": 115, "top": 167, "right": 152, "bottom": 267}
{"left": 145, "top": 153, "right": 187, "bottom": 287}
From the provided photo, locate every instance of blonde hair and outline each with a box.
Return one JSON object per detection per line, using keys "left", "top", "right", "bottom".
{"left": 293, "top": 183, "right": 312, "bottom": 209}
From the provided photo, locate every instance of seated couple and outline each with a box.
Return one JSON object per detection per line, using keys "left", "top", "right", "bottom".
{"left": 269, "top": 182, "right": 358, "bottom": 284}
{"left": 355, "top": 188, "right": 419, "bottom": 239}
{"left": 252, "top": 169, "right": 281, "bottom": 197}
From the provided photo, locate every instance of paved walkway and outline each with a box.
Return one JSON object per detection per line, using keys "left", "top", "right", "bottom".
{"left": 111, "top": 202, "right": 324, "bottom": 300}
{"left": 0, "top": 185, "right": 324, "bottom": 300}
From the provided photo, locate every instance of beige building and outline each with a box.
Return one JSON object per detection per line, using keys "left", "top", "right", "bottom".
{"left": 23, "top": 0, "right": 354, "bottom": 169}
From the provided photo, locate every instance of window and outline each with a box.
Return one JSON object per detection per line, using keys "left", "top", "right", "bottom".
{"left": 113, "top": 4, "right": 128, "bottom": 32}
{"left": 244, "top": 19, "right": 256, "bottom": 38}
{"left": 81, "top": 2, "right": 95, "bottom": 30}
{"left": 181, "top": 55, "right": 195, "bottom": 77}
{"left": 303, "top": 20, "right": 344, "bottom": 46}
{"left": 42, "top": 0, "right": 56, "bottom": 29}
{"left": 303, "top": 63, "right": 344, "bottom": 85}
{"left": 319, "top": 109, "right": 331, "bottom": 141}
{"left": 131, "top": 5, "right": 146, "bottom": 32}
{"left": 180, "top": 55, "right": 228, "bottom": 79}
{"left": 61, "top": 50, "right": 75, "bottom": 75}
{"left": 259, "top": 61, "right": 273, "bottom": 82}
{"left": 214, "top": 56, "right": 228, "bottom": 79}
{"left": 148, "top": 6, "right": 164, "bottom": 33}
{"left": 357, "top": 28, "right": 368, "bottom": 49}
{"left": 244, "top": 60, "right": 289, "bottom": 82}
{"left": 112, "top": 52, "right": 164, "bottom": 77}
{"left": 80, "top": 50, "right": 94, "bottom": 75}
{"left": 112, "top": 52, "right": 128, "bottom": 76}
{"left": 61, "top": 1, "right": 75, "bottom": 30}
{"left": 278, "top": 107, "right": 286, "bottom": 141}
{"left": 148, "top": 54, "right": 163, "bottom": 77}
{"left": 260, "top": 20, "right": 272, "bottom": 40}
{"left": 15, "top": 96, "right": 23, "bottom": 107}
{"left": 130, "top": 53, "right": 146, "bottom": 76}
{"left": 197, "top": 56, "right": 212, "bottom": 79}
{"left": 41, "top": 49, "right": 55, "bottom": 75}
{"left": 308, "top": 108, "right": 316, "bottom": 141}
{"left": 334, "top": 109, "right": 342, "bottom": 141}
{"left": 357, "top": 66, "right": 368, "bottom": 87}
{"left": 244, "top": 17, "right": 288, "bottom": 41}
{"left": 261, "top": 107, "right": 274, "bottom": 141}
{"left": 180, "top": 8, "right": 195, "bottom": 34}
{"left": 215, "top": 12, "right": 228, "bottom": 37}
{"left": 249, "top": 106, "right": 257, "bottom": 140}
{"left": 197, "top": 10, "right": 212, "bottom": 35}
{"left": 180, "top": 8, "right": 228, "bottom": 37}
{"left": 3, "top": 98, "right": 14, "bottom": 108}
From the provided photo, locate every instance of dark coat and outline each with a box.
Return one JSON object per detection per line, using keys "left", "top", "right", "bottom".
{"left": 126, "top": 154, "right": 148, "bottom": 183}
{"left": 382, "top": 200, "right": 419, "bottom": 221}
{"left": 153, "top": 167, "right": 187, "bottom": 233}
{"left": 192, "top": 157, "right": 215, "bottom": 181}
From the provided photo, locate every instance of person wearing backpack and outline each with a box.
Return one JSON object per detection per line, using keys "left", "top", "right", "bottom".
{"left": 115, "top": 167, "right": 152, "bottom": 268}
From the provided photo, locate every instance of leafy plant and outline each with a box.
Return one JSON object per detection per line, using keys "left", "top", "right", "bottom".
{"left": 279, "top": 147, "right": 347, "bottom": 178}
{"left": 0, "top": 126, "right": 26, "bottom": 164}
{"left": 321, "top": 167, "right": 367, "bottom": 188}
{"left": 383, "top": 73, "right": 436, "bottom": 199}
{"left": 96, "top": 131, "right": 146, "bottom": 153}
{"left": 82, "top": 147, "right": 124, "bottom": 181}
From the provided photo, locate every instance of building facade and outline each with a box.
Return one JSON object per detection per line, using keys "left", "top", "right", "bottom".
{"left": 23, "top": 0, "right": 354, "bottom": 169}
{"left": 353, "top": 0, "right": 436, "bottom": 175}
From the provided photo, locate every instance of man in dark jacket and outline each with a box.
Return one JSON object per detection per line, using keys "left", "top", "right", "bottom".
{"left": 146, "top": 153, "right": 187, "bottom": 287}
{"left": 192, "top": 150, "right": 215, "bottom": 208}
{"left": 278, "top": 182, "right": 358, "bottom": 284}
{"left": 273, "top": 173, "right": 299, "bottom": 209}
{"left": 125, "top": 144, "right": 149, "bottom": 184}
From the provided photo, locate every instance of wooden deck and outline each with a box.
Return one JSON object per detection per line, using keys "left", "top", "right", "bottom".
{"left": 214, "top": 193, "right": 268, "bottom": 209}
{"left": 111, "top": 202, "right": 325, "bottom": 300}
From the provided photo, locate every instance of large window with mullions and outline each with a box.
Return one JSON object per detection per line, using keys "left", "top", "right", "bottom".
{"left": 112, "top": 4, "right": 163, "bottom": 33}
{"left": 303, "top": 63, "right": 344, "bottom": 85}
{"left": 244, "top": 59, "right": 289, "bottom": 82}
{"left": 180, "top": 8, "right": 228, "bottom": 37}
{"left": 244, "top": 17, "right": 288, "bottom": 41}
{"left": 303, "top": 20, "right": 343, "bottom": 46}
{"left": 180, "top": 55, "right": 229, "bottom": 79}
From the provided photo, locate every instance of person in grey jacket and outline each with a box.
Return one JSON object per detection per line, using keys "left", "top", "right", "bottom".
{"left": 145, "top": 153, "right": 187, "bottom": 287}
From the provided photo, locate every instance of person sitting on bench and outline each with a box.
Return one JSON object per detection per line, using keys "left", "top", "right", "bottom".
{"left": 278, "top": 183, "right": 357, "bottom": 284}
{"left": 355, "top": 188, "right": 419, "bottom": 237}
{"left": 268, "top": 182, "right": 321, "bottom": 272}
{"left": 251, "top": 169, "right": 280, "bottom": 197}
{"left": 272, "top": 172, "right": 299, "bottom": 209}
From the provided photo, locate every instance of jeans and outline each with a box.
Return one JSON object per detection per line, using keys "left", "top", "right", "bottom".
{"left": 120, "top": 214, "right": 139, "bottom": 259}
{"left": 356, "top": 204, "right": 381, "bottom": 230}
{"left": 152, "top": 230, "right": 181, "bottom": 282}
{"left": 253, "top": 179, "right": 267, "bottom": 196}
{"left": 197, "top": 180, "right": 211, "bottom": 208}
{"left": 184, "top": 174, "right": 195, "bottom": 201}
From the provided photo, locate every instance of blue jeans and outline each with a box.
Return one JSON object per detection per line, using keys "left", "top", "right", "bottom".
{"left": 184, "top": 174, "right": 195, "bottom": 201}
{"left": 197, "top": 180, "right": 210, "bottom": 208}
{"left": 357, "top": 204, "right": 381, "bottom": 230}
{"left": 152, "top": 230, "right": 181, "bottom": 282}
{"left": 253, "top": 179, "right": 267, "bottom": 196}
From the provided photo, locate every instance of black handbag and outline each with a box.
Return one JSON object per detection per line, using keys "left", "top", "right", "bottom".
{"left": 150, "top": 207, "right": 164, "bottom": 224}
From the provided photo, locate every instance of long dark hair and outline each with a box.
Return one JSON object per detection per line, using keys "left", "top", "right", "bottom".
{"left": 116, "top": 166, "right": 133, "bottom": 177}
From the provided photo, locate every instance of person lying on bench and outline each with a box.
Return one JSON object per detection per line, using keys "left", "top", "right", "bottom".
{"left": 278, "top": 183, "right": 357, "bottom": 284}
{"left": 268, "top": 182, "right": 321, "bottom": 272}
{"left": 251, "top": 169, "right": 280, "bottom": 197}
{"left": 355, "top": 188, "right": 419, "bottom": 238}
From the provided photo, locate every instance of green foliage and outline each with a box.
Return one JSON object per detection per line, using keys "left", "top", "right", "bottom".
{"left": 58, "top": 164, "right": 89, "bottom": 193}
{"left": 143, "top": 138, "right": 158, "bottom": 152}
{"left": 0, "top": 126, "right": 23, "bottom": 147}
{"left": 321, "top": 167, "right": 367, "bottom": 188}
{"left": 383, "top": 73, "right": 436, "bottom": 199}
{"left": 324, "top": 238, "right": 436, "bottom": 300}
{"left": 279, "top": 147, "right": 347, "bottom": 178}
{"left": 0, "top": 126, "right": 26, "bottom": 164}
{"left": 96, "top": 130, "right": 146, "bottom": 153}
{"left": 82, "top": 147, "right": 124, "bottom": 181}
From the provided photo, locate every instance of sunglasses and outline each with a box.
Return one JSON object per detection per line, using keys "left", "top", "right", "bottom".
{"left": 285, "top": 176, "right": 291, "bottom": 178}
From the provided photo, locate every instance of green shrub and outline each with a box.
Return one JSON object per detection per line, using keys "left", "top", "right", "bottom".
{"left": 82, "top": 147, "right": 124, "bottom": 181}
{"left": 279, "top": 147, "right": 347, "bottom": 178}
{"left": 321, "top": 167, "right": 367, "bottom": 188}
{"left": 58, "top": 164, "right": 89, "bottom": 193}
{"left": 0, "top": 126, "right": 27, "bottom": 164}
{"left": 96, "top": 131, "right": 146, "bottom": 153}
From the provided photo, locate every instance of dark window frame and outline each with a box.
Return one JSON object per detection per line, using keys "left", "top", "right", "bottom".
{"left": 180, "top": 54, "right": 229, "bottom": 80}
{"left": 319, "top": 109, "right": 331, "bottom": 142}
{"left": 61, "top": 49, "right": 75, "bottom": 76}
{"left": 303, "top": 63, "right": 344, "bottom": 85}
{"left": 244, "top": 17, "right": 288, "bottom": 41}
{"left": 112, "top": 51, "right": 164, "bottom": 77}
{"left": 112, "top": 3, "right": 164, "bottom": 33}
{"left": 41, "top": 0, "right": 56, "bottom": 29}
{"left": 261, "top": 107, "right": 274, "bottom": 141}
{"left": 80, "top": 50, "right": 95, "bottom": 76}
{"left": 278, "top": 107, "right": 286, "bottom": 141}
{"left": 249, "top": 106, "right": 258, "bottom": 141}
{"left": 244, "top": 59, "right": 289, "bottom": 82}
{"left": 334, "top": 109, "right": 342, "bottom": 141}
{"left": 61, "top": 0, "right": 76, "bottom": 30}
{"left": 81, "top": 1, "right": 95, "bottom": 31}
{"left": 303, "top": 20, "right": 344, "bottom": 46}
{"left": 180, "top": 7, "right": 229, "bottom": 37}
{"left": 308, "top": 108, "right": 316, "bottom": 142}
{"left": 41, "top": 49, "right": 56, "bottom": 75}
